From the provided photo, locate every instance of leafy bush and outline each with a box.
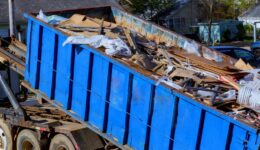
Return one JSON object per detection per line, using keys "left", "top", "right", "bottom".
{"left": 236, "top": 24, "right": 246, "bottom": 40}
{"left": 222, "top": 29, "right": 231, "bottom": 42}
{"left": 244, "top": 24, "right": 253, "bottom": 35}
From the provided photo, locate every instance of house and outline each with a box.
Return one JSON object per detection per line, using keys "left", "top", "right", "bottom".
{"left": 0, "top": 0, "right": 121, "bottom": 40}
{"left": 238, "top": 3, "right": 260, "bottom": 28}
{"left": 152, "top": 0, "right": 205, "bottom": 34}
{"left": 238, "top": 2, "right": 260, "bottom": 41}
{"left": 198, "top": 20, "right": 243, "bottom": 43}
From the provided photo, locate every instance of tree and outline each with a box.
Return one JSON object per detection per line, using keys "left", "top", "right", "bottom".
{"left": 220, "top": 0, "right": 256, "bottom": 19}
{"left": 119, "top": 0, "right": 172, "bottom": 19}
{"left": 199, "top": 0, "right": 256, "bottom": 44}
{"left": 199, "top": 0, "right": 217, "bottom": 44}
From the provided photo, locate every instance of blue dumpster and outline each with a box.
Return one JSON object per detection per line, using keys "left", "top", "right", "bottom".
{"left": 24, "top": 6, "right": 259, "bottom": 150}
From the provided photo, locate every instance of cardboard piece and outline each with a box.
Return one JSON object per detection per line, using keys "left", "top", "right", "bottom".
{"left": 59, "top": 14, "right": 117, "bottom": 29}
{"left": 235, "top": 59, "right": 254, "bottom": 71}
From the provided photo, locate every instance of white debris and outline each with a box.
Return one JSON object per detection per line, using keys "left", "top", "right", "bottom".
{"left": 197, "top": 90, "right": 215, "bottom": 97}
{"left": 242, "top": 69, "right": 260, "bottom": 80}
{"left": 37, "top": 10, "right": 67, "bottom": 25}
{"left": 238, "top": 80, "right": 260, "bottom": 111}
{"left": 183, "top": 41, "right": 201, "bottom": 57}
{"left": 217, "top": 90, "right": 236, "bottom": 101}
{"left": 156, "top": 76, "right": 182, "bottom": 90}
{"left": 37, "top": 10, "right": 48, "bottom": 23}
{"left": 203, "top": 48, "right": 223, "bottom": 62}
{"left": 63, "top": 35, "right": 132, "bottom": 57}
{"left": 165, "top": 65, "right": 174, "bottom": 74}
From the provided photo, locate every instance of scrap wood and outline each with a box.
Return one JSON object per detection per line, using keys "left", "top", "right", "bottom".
{"left": 169, "top": 68, "right": 202, "bottom": 83}
{"left": 123, "top": 28, "right": 143, "bottom": 54}
{"left": 98, "top": 18, "right": 104, "bottom": 35}
{"left": 235, "top": 58, "right": 254, "bottom": 71}
{"left": 157, "top": 47, "right": 174, "bottom": 67}
{"left": 136, "top": 36, "right": 157, "bottom": 50}
{"left": 246, "top": 64, "right": 254, "bottom": 70}
{"left": 59, "top": 14, "right": 100, "bottom": 28}
{"left": 157, "top": 48, "right": 182, "bottom": 67}
{"left": 91, "top": 17, "right": 117, "bottom": 28}
{"left": 58, "top": 28, "right": 98, "bottom": 37}
{"left": 124, "top": 29, "right": 137, "bottom": 50}
{"left": 174, "top": 56, "right": 236, "bottom": 75}
{"left": 219, "top": 76, "right": 240, "bottom": 90}
{"left": 129, "top": 54, "right": 157, "bottom": 70}
{"left": 152, "top": 63, "right": 165, "bottom": 72}
{"left": 12, "top": 40, "right": 26, "bottom": 52}
{"left": 172, "top": 52, "right": 239, "bottom": 76}
{"left": 59, "top": 14, "right": 117, "bottom": 29}
{"left": 105, "top": 30, "right": 120, "bottom": 39}
{"left": 171, "top": 49, "right": 236, "bottom": 69}
{"left": 172, "top": 50, "right": 238, "bottom": 71}
{"left": 58, "top": 25, "right": 112, "bottom": 33}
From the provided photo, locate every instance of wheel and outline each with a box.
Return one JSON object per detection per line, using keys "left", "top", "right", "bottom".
{"left": 0, "top": 119, "right": 12, "bottom": 150}
{"left": 16, "top": 129, "right": 41, "bottom": 150}
{"left": 50, "top": 134, "right": 75, "bottom": 150}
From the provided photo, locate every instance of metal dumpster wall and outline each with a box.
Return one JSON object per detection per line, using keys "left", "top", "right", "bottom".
{"left": 24, "top": 14, "right": 259, "bottom": 150}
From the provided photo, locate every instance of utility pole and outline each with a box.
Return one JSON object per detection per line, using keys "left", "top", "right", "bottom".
{"left": 8, "top": 0, "right": 14, "bottom": 37}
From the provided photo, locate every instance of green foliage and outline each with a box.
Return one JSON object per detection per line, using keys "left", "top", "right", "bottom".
{"left": 219, "top": 0, "right": 256, "bottom": 19}
{"left": 119, "top": 0, "right": 146, "bottom": 14}
{"left": 222, "top": 29, "right": 231, "bottom": 42}
{"left": 244, "top": 24, "right": 253, "bottom": 34}
{"left": 236, "top": 24, "right": 246, "bottom": 40}
{"left": 119, "top": 0, "right": 172, "bottom": 19}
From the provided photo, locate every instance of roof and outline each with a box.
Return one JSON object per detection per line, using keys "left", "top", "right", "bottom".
{"left": 0, "top": 0, "right": 121, "bottom": 24}
{"left": 239, "top": 3, "right": 260, "bottom": 20}
{"left": 151, "top": 1, "right": 188, "bottom": 21}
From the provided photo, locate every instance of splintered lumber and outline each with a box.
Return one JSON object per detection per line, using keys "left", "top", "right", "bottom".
{"left": 123, "top": 28, "right": 144, "bottom": 54}
{"left": 59, "top": 14, "right": 100, "bottom": 28}
{"left": 12, "top": 40, "right": 26, "bottom": 52}
{"left": 170, "top": 50, "right": 239, "bottom": 76}
{"left": 169, "top": 68, "right": 202, "bottom": 83}
{"left": 219, "top": 76, "right": 240, "bottom": 90}
{"left": 59, "top": 14, "right": 117, "bottom": 29}
{"left": 124, "top": 29, "right": 137, "bottom": 49}
{"left": 98, "top": 18, "right": 104, "bottom": 35}
{"left": 157, "top": 47, "right": 174, "bottom": 67}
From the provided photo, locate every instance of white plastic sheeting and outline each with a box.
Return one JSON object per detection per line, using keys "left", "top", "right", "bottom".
{"left": 155, "top": 76, "right": 182, "bottom": 90}
{"left": 183, "top": 41, "right": 201, "bottom": 57}
{"left": 63, "top": 35, "right": 132, "bottom": 57}
{"left": 37, "top": 10, "right": 67, "bottom": 25}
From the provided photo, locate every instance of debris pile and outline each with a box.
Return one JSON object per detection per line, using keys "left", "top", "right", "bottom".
{"left": 37, "top": 12, "right": 260, "bottom": 128}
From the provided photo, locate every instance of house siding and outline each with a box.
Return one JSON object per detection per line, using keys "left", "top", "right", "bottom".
{"left": 162, "top": 0, "right": 203, "bottom": 34}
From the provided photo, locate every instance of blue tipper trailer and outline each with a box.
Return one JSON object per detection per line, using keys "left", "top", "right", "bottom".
{"left": 23, "top": 6, "right": 259, "bottom": 150}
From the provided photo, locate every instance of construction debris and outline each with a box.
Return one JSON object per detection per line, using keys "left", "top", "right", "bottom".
{"left": 37, "top": 12, "right": 260, "bottom": 128}
{"left": 37, "top": 10, "right": 67, "bottom": 25}
{"left": 63, "top": 35, "right": 132, "bottom": 57}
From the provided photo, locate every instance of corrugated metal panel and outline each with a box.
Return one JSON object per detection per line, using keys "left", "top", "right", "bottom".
{"left": 24, "top": 6, "right": 260, "bottom": 150}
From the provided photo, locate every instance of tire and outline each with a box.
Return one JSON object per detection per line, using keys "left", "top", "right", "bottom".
{"left": 50, "top": 134, "right": 75, "bottom": 150}
{"left": 0, "top": 119, "right": 12, "bottom": 150}
{"left": 16, "top": 129, "right": 41, "bottom": 150}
